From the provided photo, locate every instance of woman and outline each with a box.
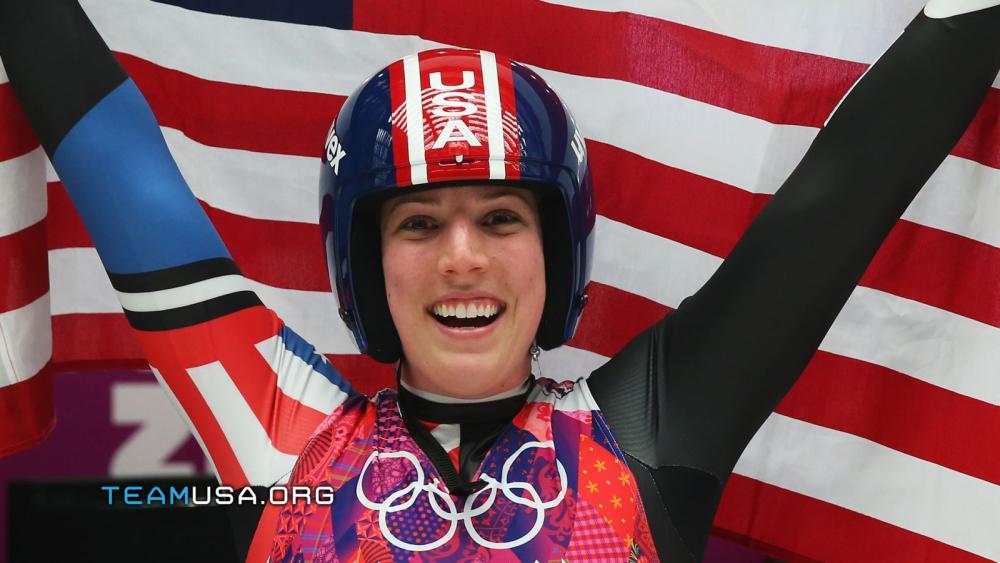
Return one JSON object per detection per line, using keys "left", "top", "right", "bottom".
{"left": 2, "top": 0, "right": 999, "bottom": 561}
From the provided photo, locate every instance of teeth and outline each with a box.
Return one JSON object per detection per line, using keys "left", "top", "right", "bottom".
{"left": 432, "top": 302, "right": 501, "bottom": 319}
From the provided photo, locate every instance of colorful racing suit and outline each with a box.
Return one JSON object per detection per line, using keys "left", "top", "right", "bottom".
{"left": 2, "top": 1, "right": 999, "bottom": 562}
{"left": 271, "top": 378, "right": 657, "bottom": 562}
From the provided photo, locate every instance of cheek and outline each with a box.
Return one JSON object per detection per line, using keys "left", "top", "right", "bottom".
{"left": 502, "top": 236, "right": 546, "bottom": 315}
{"left": 381, "top": 242, "right": 423, "bottom": 322}
{"left": 528, "top": 250, "right": 546, "bottom": 314}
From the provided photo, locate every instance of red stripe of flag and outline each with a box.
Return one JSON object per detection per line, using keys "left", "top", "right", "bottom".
{"left": 0, "top": 83, "right": 38, "bottom": 161}
{"left": 591, "top": 141, "right": 1000, "bottom": 331}
{"left": 52, "top": 313, "right": 142, "bottom": 365}
{"left": 781, "top": 351, "right": 1000, "bottom": 486}
{"left": 716, "top": 474, "right": 991, "bottom": 563}
{"left": 353, "top": 0, "right": 860, "bottom": 128}
{"left": 201, "top": 202, "right": 330, "bottom": 292}
{"left": 589, "top": 140, "right": 764, "bottom": 258}
{"left": 568, "top": 281, "right": 671, "bottom": 358}
{"left": 0, "top": 219, "right": 48, "bottom": 312}
{"left": 115, "top": 53, "right": 338, "bottom": 157}
{"left": 860, "top": 220, "right": 1000, "bottom": 329}
{"left": 352, "top": 0, "right": 1000, "bottom": 171}
{"left": 955, "top": 86, "right": 1000, "bottom": 168}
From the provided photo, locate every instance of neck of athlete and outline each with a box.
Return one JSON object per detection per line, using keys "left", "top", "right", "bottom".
{"left": 396, "top": 356, "right": 533, "bottom": 400}
{"left": 399, "top": 376, "right": 533, "bottom": 404}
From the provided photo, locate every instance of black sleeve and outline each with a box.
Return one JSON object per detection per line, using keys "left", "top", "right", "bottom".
{"left": 0, "top": 0, "right": 127, "bottom": 155}
{"left": 587, "top": 6, "right": 1000, "bottom": 562}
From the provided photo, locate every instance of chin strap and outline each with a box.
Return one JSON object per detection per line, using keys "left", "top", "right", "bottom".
{"left": 395, "top": 364, "right": 534, "bottom": 495}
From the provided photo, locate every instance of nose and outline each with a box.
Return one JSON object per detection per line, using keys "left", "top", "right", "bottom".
{"left": 437, "top": 219, "right": 489, "bottom": 277}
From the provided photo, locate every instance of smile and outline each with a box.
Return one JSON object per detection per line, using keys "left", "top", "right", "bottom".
{"left": 428, "top": 299, "right": 506, "bottom": 329}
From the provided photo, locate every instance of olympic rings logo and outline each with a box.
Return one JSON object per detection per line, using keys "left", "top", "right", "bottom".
{"left": 356, "top": 441, "right": 567, "bottom": 551}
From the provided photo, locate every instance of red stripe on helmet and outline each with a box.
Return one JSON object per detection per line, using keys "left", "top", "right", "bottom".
{"left": 420, "top": 50, "right": 493, "bottom": 183}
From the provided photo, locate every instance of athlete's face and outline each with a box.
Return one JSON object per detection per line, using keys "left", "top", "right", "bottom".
{"left": 380, "top": 184, "right": 545, "bottom": 398}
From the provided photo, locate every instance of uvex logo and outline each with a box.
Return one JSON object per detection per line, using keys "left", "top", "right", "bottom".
{"left": 324, "top": 124, "right": 347, "bottom": 175}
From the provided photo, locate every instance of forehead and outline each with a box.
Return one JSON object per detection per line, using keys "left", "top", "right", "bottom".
{"left": 380, "top": 184, "right": 536, "bottom": 214}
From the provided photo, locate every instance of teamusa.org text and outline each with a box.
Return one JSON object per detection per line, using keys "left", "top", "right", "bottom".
{"left": 100, "top": 485, "right": 336, "bottom": 506}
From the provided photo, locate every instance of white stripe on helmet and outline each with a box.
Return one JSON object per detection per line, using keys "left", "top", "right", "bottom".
{"left": 402, "top": 54, "right": 428, "bottom": 184}
{"left": 479, "top": 50, "right": 506, "bottom": 180}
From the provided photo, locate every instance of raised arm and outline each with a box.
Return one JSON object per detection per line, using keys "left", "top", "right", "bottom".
{"left": 588, "top": 2, "right": 1000, "bottom": 560}
{"left": 0, "top": 0, "right": 356, "bottom": 487}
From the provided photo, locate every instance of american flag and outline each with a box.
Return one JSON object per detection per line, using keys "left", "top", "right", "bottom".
{"left": 2, "top": 0, "right": 999, "bottom": 561}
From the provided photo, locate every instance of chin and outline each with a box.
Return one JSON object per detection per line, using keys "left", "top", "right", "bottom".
{"left": 441, "top": 351, "right": 504, "bottom": 386}
{"left": 417, "top": 346, "right": 526, "bottom": 398}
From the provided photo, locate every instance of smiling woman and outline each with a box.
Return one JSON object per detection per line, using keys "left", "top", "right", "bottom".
{"left": 380, "top": 185, "right": 546, "bottom": 399}
{"left": 2, "top": 0, "right": 1000, "bottom": 562}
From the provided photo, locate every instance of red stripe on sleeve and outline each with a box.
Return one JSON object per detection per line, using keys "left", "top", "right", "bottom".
{"left": 152, "top": 362, "right": 249, "bottom": 486}
{"left": 219, "top": 347, "right": 330, "bottom": 455}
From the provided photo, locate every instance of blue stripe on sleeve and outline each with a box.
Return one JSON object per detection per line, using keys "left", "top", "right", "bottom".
{"left": 152, "top": 0, "right": 353, "bottom": 30}
{"left": 278, "top": 324, "right": 356, "bottom": 396}
{"left": 52, "top": 80, "right": 231, "bottom": 274}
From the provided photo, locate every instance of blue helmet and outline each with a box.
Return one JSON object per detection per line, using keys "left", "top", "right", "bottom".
{"left": 320, "top": 48, "right": 595, "bottom": 363}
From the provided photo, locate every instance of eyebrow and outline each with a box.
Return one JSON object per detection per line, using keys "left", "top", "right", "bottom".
{"left": 380, "top": 192, "right": 440, "bottom": 221}
{"left": 383, "top": 186, "right": 533, "bottom": 216}
{"left": 479, "top": 187, "right": 534, "bottom": 205}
